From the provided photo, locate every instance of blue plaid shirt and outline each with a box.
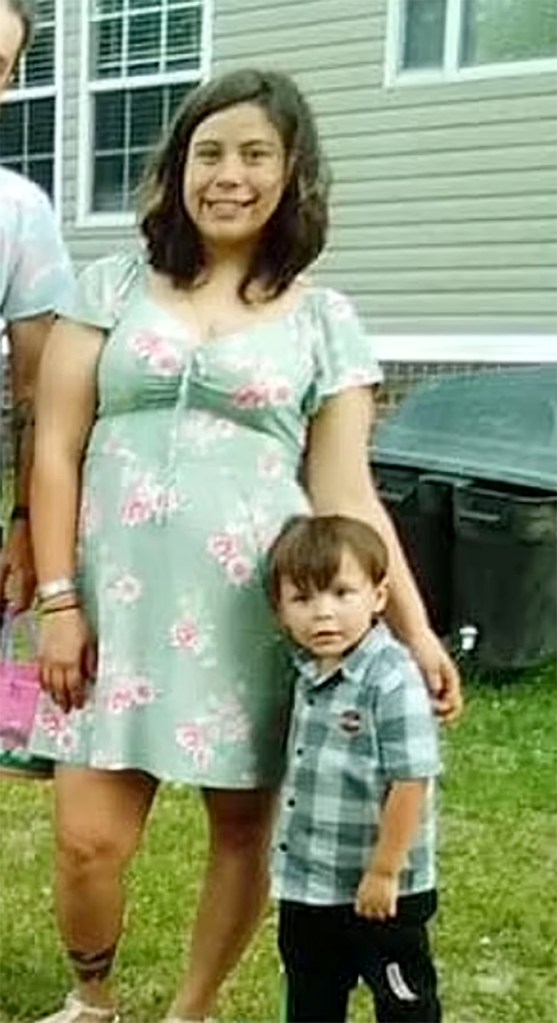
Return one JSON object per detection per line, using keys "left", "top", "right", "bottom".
{"left": 271, "top": 622, "right": 441, "bottom": 906}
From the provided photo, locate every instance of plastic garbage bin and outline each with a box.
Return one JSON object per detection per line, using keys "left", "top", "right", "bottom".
{"left": 373, "top": 466, "right": 455, "bottom": 636}
{"left": 372, "top": 366, "right": 557, "bottom": 670}
{"left": 452, "top": 483, "right": 557, "bottom": 670}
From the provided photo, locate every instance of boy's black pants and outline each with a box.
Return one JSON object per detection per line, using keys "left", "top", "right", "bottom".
{"left": 278, "top": 890, "right": 441, "bottom": 1023}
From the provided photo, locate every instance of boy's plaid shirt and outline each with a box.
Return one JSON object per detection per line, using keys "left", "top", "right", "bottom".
{"left": 271, "top": 622, "right": 441, "bottom": 905}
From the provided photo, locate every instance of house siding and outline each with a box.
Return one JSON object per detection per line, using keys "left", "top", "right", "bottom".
{"left": 59, "top": 2, "right": 83, "bottom": 258}
{"left": 59, "top": 0, "right": 557, "bottom": 336}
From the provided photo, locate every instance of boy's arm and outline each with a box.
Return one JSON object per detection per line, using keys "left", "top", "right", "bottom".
{"left": 356, "top": 653, "right": 441, "bottom": 921}
{"left": 356, "top": 779, "right": 428, "bottom": 920}
{"left": 370, "top": 778, "right": 427, "bottom": 878}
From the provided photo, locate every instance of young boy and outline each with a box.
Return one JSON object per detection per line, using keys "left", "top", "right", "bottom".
{"left": 268, "top": 514, "right": 442, "bottom": 1023}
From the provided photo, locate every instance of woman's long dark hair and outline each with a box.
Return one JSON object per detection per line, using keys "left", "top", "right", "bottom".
{"left": 7, "top": 0, "right": 35, "bottom": 53}
{"left": 139, "top": 68, "right": 330, "bottom": 301}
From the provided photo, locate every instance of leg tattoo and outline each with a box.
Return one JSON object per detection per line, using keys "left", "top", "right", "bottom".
{"left": 69, "top": 945, "right": 117, "bottom": 982}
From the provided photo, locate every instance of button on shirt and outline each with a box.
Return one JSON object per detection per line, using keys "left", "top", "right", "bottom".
{"left": 271, "top": 622, "right": 441, "bottom": 906}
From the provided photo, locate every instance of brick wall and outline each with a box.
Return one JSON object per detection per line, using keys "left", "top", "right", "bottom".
{"left": 374, "top": 361, "right": 536, "bottom": 417}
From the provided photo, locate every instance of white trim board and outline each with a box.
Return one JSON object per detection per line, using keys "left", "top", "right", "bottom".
{"left": 372, "top": 335, "right": 557, "bottom": 363}
{"left": 2, "top": 334, "right": 556, "bottom": 364}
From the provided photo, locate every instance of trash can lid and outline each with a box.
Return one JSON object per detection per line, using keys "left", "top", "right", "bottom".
{"left": 373, "top": 366, "right": 557, "bottom": 491}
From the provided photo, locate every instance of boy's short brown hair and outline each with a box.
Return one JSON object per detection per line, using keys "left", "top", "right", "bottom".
{"left": 268, "top": 514, "right": 388, "bottom": 609}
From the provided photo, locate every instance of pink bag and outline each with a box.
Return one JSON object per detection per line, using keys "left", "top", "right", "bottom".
{"left": 0, "top": 609, "right": 41, "bottom": 748}
{"left": 0, "top": 612, "right": 41, "bottom": 750}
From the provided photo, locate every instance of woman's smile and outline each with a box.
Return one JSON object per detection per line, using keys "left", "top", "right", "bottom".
{"left": 204, "top": 198, "right": 255, "bottom": 217}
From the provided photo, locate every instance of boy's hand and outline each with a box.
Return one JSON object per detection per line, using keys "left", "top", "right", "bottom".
{"left": 355, "top": 870, "right": 398, "bottom": 921}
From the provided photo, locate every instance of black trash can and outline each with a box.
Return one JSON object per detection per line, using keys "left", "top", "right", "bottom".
{"left": 373, "top": 366, "right": 557, "bottom": 670}
{"left": 373, "top": 466, "right": 454, "bottom": 637}
{"left": 453, "top": 484, "right": 557, "bottom": 670}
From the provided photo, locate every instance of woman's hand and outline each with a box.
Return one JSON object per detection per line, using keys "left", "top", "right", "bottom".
{"left": 408, "top": 627, "right": 463, "bottom": 723}
{"left": 38, "top": 607, "right": 96, "bottom": 714}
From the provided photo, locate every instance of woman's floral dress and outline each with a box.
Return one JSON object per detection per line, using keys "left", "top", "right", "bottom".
{"left": 29, "top": 253, "right": 382, "bottom": 787}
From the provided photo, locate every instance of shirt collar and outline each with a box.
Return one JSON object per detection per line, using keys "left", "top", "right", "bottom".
{"left": 292, "top": 621, "right": 391, "bottom": 689}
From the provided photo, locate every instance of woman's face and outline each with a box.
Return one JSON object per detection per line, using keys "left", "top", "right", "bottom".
{"left": 183, "top": 101, "right": 288, "bottom": 253}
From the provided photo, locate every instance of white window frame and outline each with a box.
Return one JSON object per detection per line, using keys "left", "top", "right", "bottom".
{"left": 385, "top": 0, "right": 557, "bottom": 88}
{"left": 373, "top": 335, "right": 557, "bottom": 363}
{"left": 0, "top": 0, "right": 64, "bottom": 216}
{"left": 77, "top": 0, "right": 213, "bottom": 228}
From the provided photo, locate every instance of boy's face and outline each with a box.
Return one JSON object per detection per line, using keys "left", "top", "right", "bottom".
{"left": 278, "top": 546, "right": 388, "bottom": 665}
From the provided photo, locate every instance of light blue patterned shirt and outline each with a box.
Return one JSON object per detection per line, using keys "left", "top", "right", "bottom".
{"left": 0, "top": 165, "right": 74, "bottom": 341}
{"left": 1, "top": 167, "right": 75, "bottom": 506}
{"left": 271, "top": 622, "right": 441, "bottom": 906}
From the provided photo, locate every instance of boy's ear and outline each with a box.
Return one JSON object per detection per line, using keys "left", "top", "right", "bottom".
{"left": 374, "top": 577, "right": 389, "bottom": 616}
{"left": 275, "top": 597, "right": 288, "bottom": 631}
{"left": 277, "top": 612, "right": 295, "bottom": 643}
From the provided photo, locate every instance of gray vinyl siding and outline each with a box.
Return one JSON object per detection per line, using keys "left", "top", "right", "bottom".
{"left": 60, "top": 0, "right": 557, "bottom": 336}
{"left": 59, "top": 2, "right": 87, "bottom": 263}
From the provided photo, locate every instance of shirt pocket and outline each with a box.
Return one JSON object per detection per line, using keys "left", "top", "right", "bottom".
{"left": 322, "top": 702, "right": 379, "bottom": 790}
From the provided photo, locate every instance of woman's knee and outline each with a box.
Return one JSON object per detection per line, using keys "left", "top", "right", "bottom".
{"left": 54, "top": 767, "right": 154, "bottom": 878}
{"left": 203, "top": 787, "right": 277, "bottom": 854}
{"left": 55, "top": 817, "right": 131, "bottom": 880}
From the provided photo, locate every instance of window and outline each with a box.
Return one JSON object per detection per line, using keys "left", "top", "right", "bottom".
{"left": 83, "top": 0, "right": 208, "bottom": 219}
{"left": 0, "top": 0, "right": 57, "bottom": 198}
{"left": 387, "top": 0, "right": 557, "bottom": 84}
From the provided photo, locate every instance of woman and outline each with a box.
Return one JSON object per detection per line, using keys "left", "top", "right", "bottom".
{"left": 30, "top": 69, "right": 461, "bottom": 1023}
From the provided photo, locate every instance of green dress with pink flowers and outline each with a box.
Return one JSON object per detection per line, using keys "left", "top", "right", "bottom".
{"left": 29, "top": 252, "right": 382, "bottom": 787}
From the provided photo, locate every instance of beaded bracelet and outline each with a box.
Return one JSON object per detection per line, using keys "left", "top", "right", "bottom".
{"left": 40, "top": 603, "right": 81, "bottom": 617}
{"left": 37, "top": 577, "right": 76, "bottom": 604}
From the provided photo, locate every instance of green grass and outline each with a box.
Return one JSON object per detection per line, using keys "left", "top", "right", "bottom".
{"left": 1, "top": 666, "right": 556, "bottom": 1022}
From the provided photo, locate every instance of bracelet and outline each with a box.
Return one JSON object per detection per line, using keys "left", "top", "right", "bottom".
{"left": 37, "top": 577, "right": 76, "bottom": 603}
{"left": 10, "top": 505, "right": 30, "bottom": 522}
{"left": 40, "top": 603, "right": 81, "bottom": 617}
{"left": 39, "top": 589, "right": 76, "bottom": 609}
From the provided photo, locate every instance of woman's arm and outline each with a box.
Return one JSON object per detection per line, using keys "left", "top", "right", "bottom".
{"left": 31, "top": 318, "right": 103, "bottom": 584}
{"left": 305, "top": 387, "right": 462, "bottom": 721}
{"left": 306, "top": 388, "right": 428, "bottom": 638}
{"left": 31, "top": 319, "right": 103, "bottom": 713}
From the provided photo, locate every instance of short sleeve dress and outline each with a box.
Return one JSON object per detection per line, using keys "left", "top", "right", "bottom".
{"left": 29, "top": 252, "right": 383, "bottom": 787}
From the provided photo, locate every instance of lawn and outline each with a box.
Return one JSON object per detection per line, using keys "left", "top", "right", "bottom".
{"left": 0, "top": 663, "right": 555, "bottom": 1023}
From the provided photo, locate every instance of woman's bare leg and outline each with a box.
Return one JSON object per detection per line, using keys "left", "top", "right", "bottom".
{"left": 53, "top": 765, "right": 157, "bottom": 1009}
{"left": 168, "top": 787, "right": 276, "bottom": 1021}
